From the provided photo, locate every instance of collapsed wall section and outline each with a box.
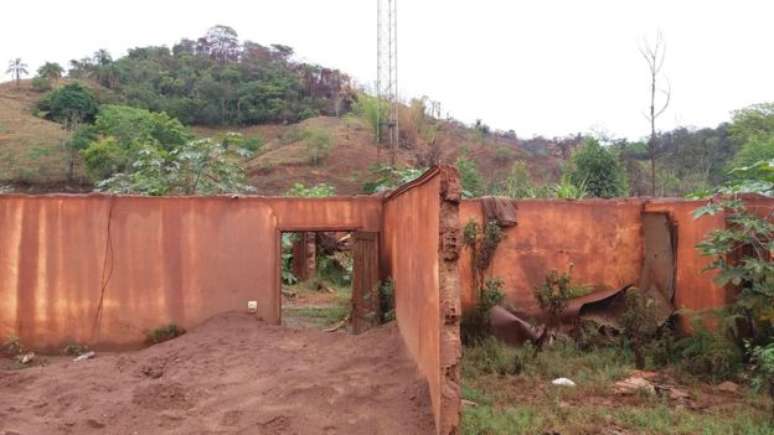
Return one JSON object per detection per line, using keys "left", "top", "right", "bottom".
{"left": 382, "top": 167, "right": 462, "bottom": 435}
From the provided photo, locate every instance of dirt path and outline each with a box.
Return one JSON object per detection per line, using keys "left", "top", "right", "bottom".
{"left": 0, "top": 313, "right": 434, "bottom": 435}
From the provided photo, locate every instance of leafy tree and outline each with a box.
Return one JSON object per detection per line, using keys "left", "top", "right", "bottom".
{"left": 201, "top": 25, "right": 241, "bottom": 64}
{"left": 690, "top": 159, "right": 772, "bottom": 388}
{"left": 729, "top": 103, "right": 774, "bottom": 144}
{"left": 352, "top": 93, "right": 388, "bottom": 144}
{"left": 78, "top": 105, "right": 192, "bottom": 179}
{"left": 303, "top": 128, "right": 332, "bottom": 165}
{"left": 569, "top": 138, "right": 627, "bottom": 198}
{"left": 733, "top": 136, "right": 774, "bottom": 168}
{"left": 6, "top": 58, "right": 29, "bottom": 86}
{"left": 729, "top": 103, "right": 774, "bottom": 168}
{"left": 37, "top": 83, "right": 99, "bottom": 127}
{"left": 37, "top": 62, "right": 64, "bottom": 81}
{"left": 456, "top": 148, "right": 484, "bottom": 198}
{"left": 98, "top": 139, "right": 253, "bottom": 195}
{"left": 92, "top": 105, "right": 191, "bottom": 151}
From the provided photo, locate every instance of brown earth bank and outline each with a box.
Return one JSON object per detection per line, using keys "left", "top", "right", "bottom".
{"left": 0, "top": 313, "right": 434, "bottom": 435}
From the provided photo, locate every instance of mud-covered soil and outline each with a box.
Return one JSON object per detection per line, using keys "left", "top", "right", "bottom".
{"left": 0, "top": 313, "right": 434, "bottom": 435}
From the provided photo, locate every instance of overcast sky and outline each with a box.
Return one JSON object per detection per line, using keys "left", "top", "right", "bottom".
{"left": 2, "top": 0, "right": 773, "bottom": 140}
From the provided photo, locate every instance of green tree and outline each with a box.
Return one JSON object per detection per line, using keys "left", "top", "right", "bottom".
{"left": 456, "top": 148, "right": 484, "bottom": 198}
{"left": 37, "top": 62, "right": 64, "bottom": 82}
{"left": 352, "top": 93, "right": 388, "bottom": 144}
{"left": 37, "top": 83, "right": 99, "bottom": 127}
{"left": 97, "top": 139, "right": 253, "bottom": 196}
{"left": 729, "top": 103, "right": 774, "bottom": 169}
{"left": 79, "top": 105, "right": 192, "bottom": 180}
{"left": 6, "top": 58, "right": 29, "bottom": 86}
{"left": 569, "top": 138, "right": 627, "bottom": 198}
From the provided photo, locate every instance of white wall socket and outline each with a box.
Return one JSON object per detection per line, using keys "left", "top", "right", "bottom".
{"left": 247, "top": 300, "right": 258, "bottom": 313}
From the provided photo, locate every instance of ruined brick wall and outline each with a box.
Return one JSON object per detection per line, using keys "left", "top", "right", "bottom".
{"left": 0, "top": 195, "right": 383, "bottom": 350}
{"left": 459, "top": 199, "right": 644, "bottom": 316}
{"left": 382, "top": 167, "right": 462, "bottom": 435}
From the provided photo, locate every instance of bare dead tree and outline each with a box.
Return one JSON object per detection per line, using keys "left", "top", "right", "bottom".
{"left": 640, "top": 32, "right": 671, "bottom": 196}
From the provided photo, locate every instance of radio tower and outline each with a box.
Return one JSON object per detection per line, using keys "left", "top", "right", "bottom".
{"left": 377, "top": 0, "right": 399, "bottom": 165}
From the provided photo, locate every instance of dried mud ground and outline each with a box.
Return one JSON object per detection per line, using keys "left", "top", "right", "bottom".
{"left": 0, "top": 313, "right": 434, "bottom": 435}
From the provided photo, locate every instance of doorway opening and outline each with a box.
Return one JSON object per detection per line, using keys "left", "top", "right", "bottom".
{"left": 279, "top": 231, "right": 381, "bottom": 334}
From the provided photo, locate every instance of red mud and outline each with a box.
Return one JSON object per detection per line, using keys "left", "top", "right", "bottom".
{"left": 0, "top": 313, "right": 434, "bottom": 435}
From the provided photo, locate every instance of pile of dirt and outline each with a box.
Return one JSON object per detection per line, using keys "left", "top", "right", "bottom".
{"left": 0, "top": 312, "right": 434, "bottom": 434}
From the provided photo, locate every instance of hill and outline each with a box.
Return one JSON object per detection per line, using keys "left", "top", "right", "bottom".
{"left": 0, "top": 77, "right": 568, "bottom": 195}
{"left": 0, "top": 80, "right": 88, "bottom": 191}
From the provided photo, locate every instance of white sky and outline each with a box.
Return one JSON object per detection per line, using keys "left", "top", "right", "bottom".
{"left": 2, "top": 0, "right": 773, "bottom": 140}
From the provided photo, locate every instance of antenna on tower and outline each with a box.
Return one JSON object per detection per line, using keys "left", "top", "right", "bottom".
{"left": 377, "top": 0, "right": 399, "bottom": 166}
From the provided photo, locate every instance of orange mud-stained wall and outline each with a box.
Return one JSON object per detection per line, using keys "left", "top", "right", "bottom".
{"left": 644, "top": 198, "right": 729, "bottom": 330}
{"left": 382, "top": 168, "right": 462, "bottom": 435}
{"left": 0, "top": 194, "right": 382, "bottom": 350}
{"left": 459, "top": 199, "right": 645, "bottom": 316}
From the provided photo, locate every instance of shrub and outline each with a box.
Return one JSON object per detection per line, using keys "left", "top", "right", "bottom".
{"left": 534, "top": 265, "right": 589, "bottom": 348}
{"left": 351, "top": 93, "right": 388, "bottom": 143}
{"left": 504, "top": 161, "right": 535, "bottom": 199}
{"left": 286, "top": 182, "right": 336, "bottom": 197}
{"left": 379, "top": 279, "right": 395, "bottom": 322}
{"left": 456, "top": 148, "right": 484, "bottom": 198}
{"left": 620, "top": 288, "right": 661, "bottom": 369}
{"left": 552, "top": 173, "right": 587, "bottom": 200}
{"left": 675, "top": 319, "right": 742, "bottom": 381}
{"left": 31, "top": 76, "right": 52, "bottom": 92}
{"left": 569, "top": 138, "right": 627, "bottom": 198}
{"left": 461, "top": 278, "right": 505, "bottom": 344}
{"left": 303, "top": 128, "right": 332, "bottom": 165}
{"left": 37, "top": 83, "right": 99, "bottom": 127}
{"left": 362, "top": 164, "right": 424, "bottom": 193}
{"left": 146, "top": 324, "right": 186, "bottom": 345}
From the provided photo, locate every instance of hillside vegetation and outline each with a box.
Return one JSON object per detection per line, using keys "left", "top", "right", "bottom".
{"left": 1, "top": 25, "right": 771, "bottom": 196}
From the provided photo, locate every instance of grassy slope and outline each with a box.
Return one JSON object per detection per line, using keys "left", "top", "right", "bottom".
{"left": 0, "top": 81, "right": 81, "bottom": 188}
{"left": 1, "top": 79, "right": 565, "bottom": 195}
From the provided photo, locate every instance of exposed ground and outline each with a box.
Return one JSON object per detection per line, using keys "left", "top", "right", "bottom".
{"left": 461, "top": 339, "right": 773, "bottom": 434}
{"left": 0, "top": 312, "right": 434, "bottom": 435}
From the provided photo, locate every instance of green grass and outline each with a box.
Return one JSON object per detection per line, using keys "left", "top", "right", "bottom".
{"left": 461, "top": 338, "right": 773, "bottom": 435}
{"left": 282, "top": 281, "right": 351, "bottom": 328}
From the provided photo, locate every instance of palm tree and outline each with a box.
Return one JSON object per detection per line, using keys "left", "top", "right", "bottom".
{"left": 6, "top": 58, "right": 29, "bottom": 86}
{"left": 37, "top": 62, "right": 64, "bottom": 82}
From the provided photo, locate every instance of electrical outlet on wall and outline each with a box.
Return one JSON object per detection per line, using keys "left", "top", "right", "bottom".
{"left": 247, "top": 300, "right": 258, "bottom": 313}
